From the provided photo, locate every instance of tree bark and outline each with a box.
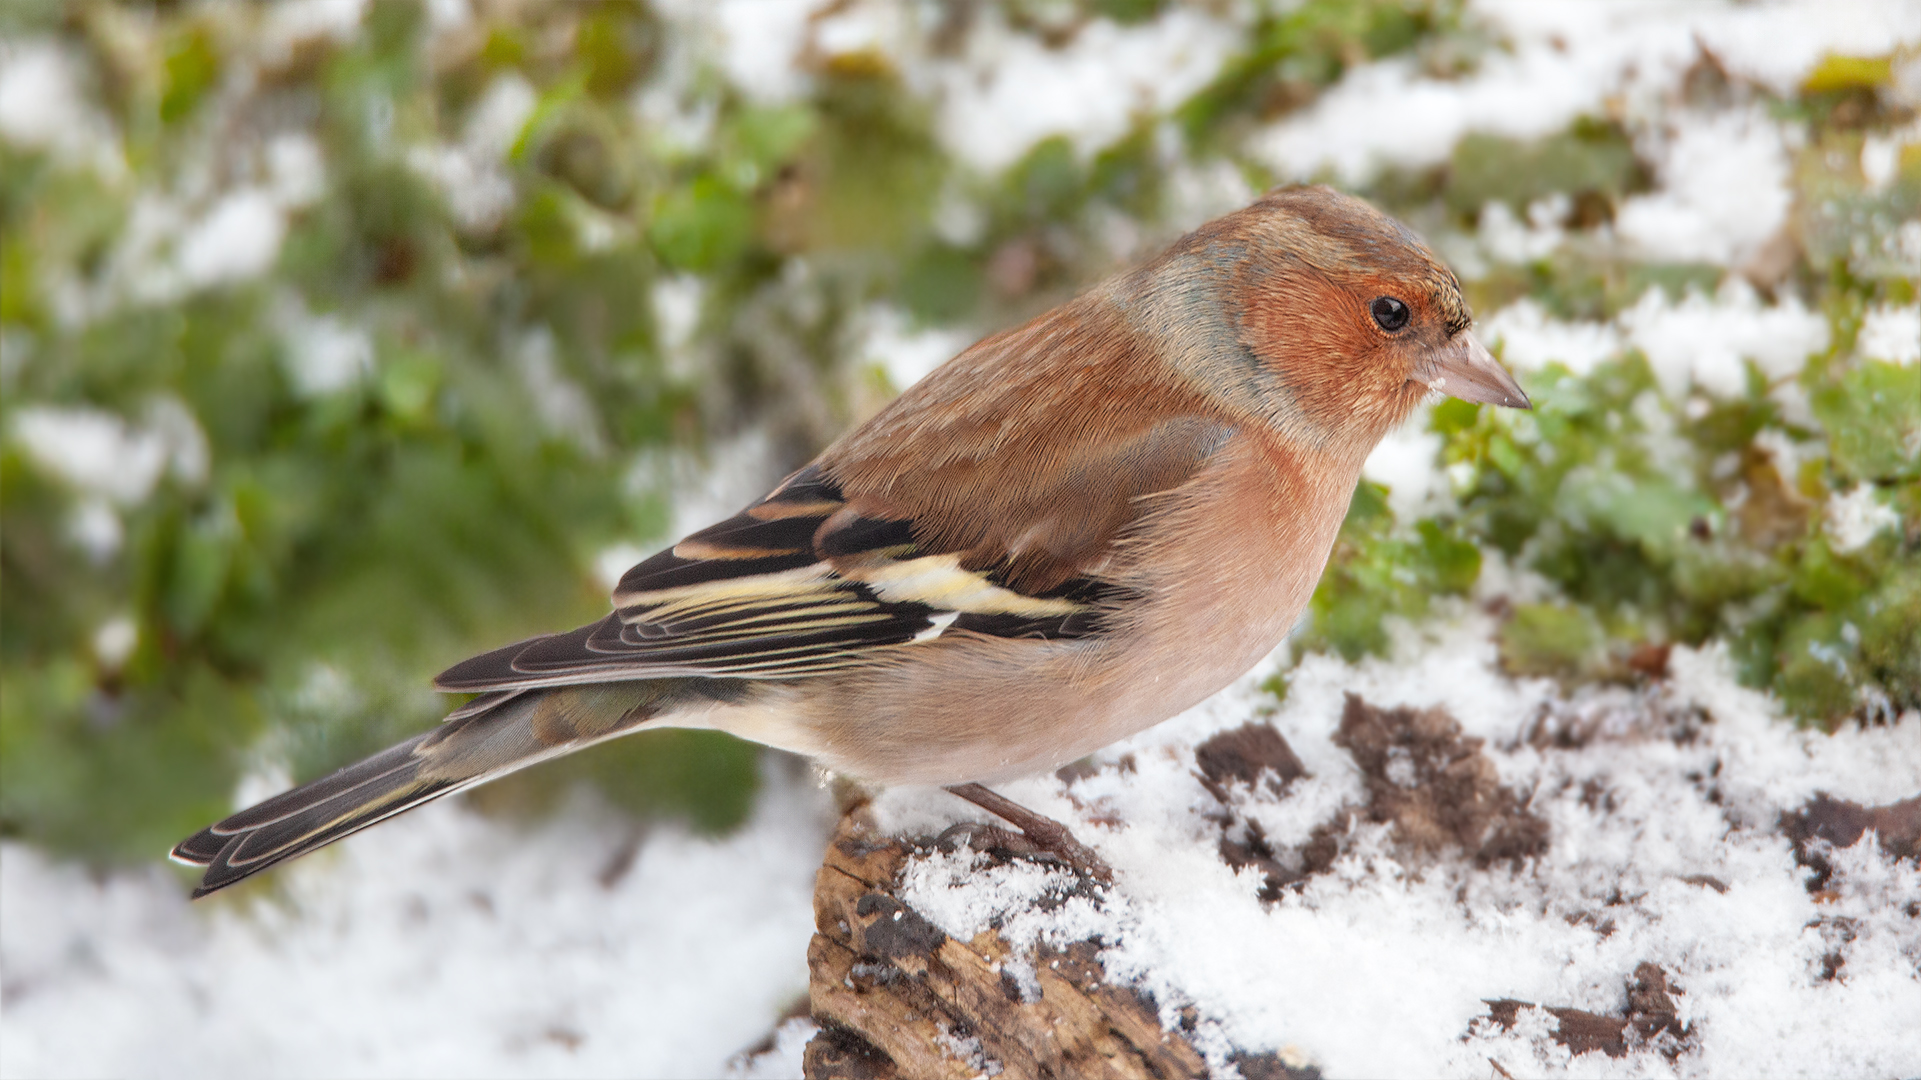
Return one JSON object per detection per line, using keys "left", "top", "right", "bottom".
{"left": 802, "top": 808, "right": 1208, "bottom": 1080}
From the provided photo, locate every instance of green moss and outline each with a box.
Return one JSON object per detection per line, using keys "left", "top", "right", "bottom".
{"left": 1179, "top": 0, "right": 1462, "bottom": 147}
{"left": 1445, "top": 120, "right": 1650, "bottom": 223}
{"left": 1500, "top": 603, "right": 1604, "bottom": 678}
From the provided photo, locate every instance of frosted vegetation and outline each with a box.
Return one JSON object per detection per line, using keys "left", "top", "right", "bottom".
{"left": 0, "top": 1, "right": 1916, "bottom": 1076}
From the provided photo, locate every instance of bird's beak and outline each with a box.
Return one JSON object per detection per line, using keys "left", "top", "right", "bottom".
{"left": 1416, "top": 331, "right": 1531, "bottom": 410}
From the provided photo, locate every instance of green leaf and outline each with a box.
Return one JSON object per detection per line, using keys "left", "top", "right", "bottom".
{"left": 647, "top": 175, "right": 754, "bottom": 272}
{"left": 1812, "top": 360, "right": 1921, "bottom": 482}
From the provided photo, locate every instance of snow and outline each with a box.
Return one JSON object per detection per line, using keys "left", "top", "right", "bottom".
{"left": 260, "top": 0, "right": 369, "bottom": 68}
{"left": 176, "top": 189, "right": 288, "bottom": 289}
{"left": 696, "top": 0, "right": 1241, "bottom": 173}
{"left": 927, "top": 8, "right": 1240, "bottom": 174}
{"left": 1362, "top": 420, "right": 1449, "bottom": 522}
{"left": 277, "top": 301, "right": 375, "bottom": 397}
{"left": 881, "top": 621, "right": 1921, "bottom": 1078}
{"left": 1859, "top": 303, "right": 1920, "bottom": 365}
{"left": 0, "top": 40, "right": 124, "bottom": 177}
{"left": 854, "top": 305, "right": 974, "bottom": 392}
{"left": 1616, "top": 107, "right": 1794, "bottom": 268}
{"left": 1620, "top": 280, "right": 1829, "bottom": 401}
{"left": 704, "top": 0, "right": 817, "bottom": 105}
{"left": 7, "top": 403, "right": 206, "bottom": 507}
{"left": 515, "top": 327, "right": 603, "bottom": 453}
{"left": 404, "top": 74, "right": 534, "bottom": 232}
{"left": 91, "top": 615, "right": 139, "bottom": 670}
{"left": 726, "top": 1017, "right": 820, "bottom": 1080}
{"left": 1481, "top": 299, "right": 1625, "bottom": 377}
{"left": 1251, "top": 0, "right": 1921, "bottom": 185}
{"left": 0, "top": 760, "right": 834, "bottom": 1080}
{"left": 264, "top": 133, "right": 328, "bottom": 211}
{"left": 1826, "top": 484, "right": 1902, "bottom": 552}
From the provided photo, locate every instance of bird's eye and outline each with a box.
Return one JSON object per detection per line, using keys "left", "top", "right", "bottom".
{"left": 1370, "top": 296, "right": 1410, "bottom": 333}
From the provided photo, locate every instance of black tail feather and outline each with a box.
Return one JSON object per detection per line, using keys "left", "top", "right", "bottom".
{"left": 171, "top": 683, "right": 672, "bottom": 897}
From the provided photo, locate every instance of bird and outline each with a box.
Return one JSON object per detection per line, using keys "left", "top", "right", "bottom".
{"left": 172, "top": 185, "right": 1530, "bottom": 897}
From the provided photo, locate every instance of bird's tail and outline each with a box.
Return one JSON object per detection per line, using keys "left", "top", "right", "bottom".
{"left": 170, "top": 682, "right": 674, "bottom": 898}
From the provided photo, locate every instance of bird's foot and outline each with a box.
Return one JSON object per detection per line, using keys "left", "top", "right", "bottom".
{"left": 941, "top": 782, "right": 1114, "bottom": 885}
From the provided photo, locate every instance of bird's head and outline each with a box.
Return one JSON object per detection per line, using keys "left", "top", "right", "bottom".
{"left": 1152, "top": 185, "right": 1529, "bottom": 456}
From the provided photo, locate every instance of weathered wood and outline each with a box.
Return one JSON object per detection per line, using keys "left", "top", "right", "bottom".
{"left": 804, "top": 810, "right": 1209, "bottom": 1080}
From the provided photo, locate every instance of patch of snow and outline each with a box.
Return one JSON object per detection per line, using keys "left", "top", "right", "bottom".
{"left": 261, "top": 0, "right": 369, "bottom": 66}
{"left": 725, "top": 1016, "right": 819, "bottom": 1080}
{"left": 1253, "top": 1, "right": 1921, "bottom": 185}
{"left": 0, "top": 760, "right": 833, "bottom": 1080}
{"left": 1616, "top": 107, "right": 1792, "bottom": 267}
{"left": 265, "top": 132, "right": 328, "bottom": 210}
{"left": 1860, "top": 132, "right": 1904, "bottom": 192}
{"left": 406, "top": 143, "right": 517, "bottom": 232}
{"left": 1475, "top": 196, "right": 1570, "bottom": 266}
{"left": 930, "top": 182, "right": 987, "bottom": 247}
{"left": 1481, "top": 298, "right": 1624, "bottom": 377}
{"left": 709, "top": 0, "right": 817, "bottom": 104}
{"left": 67, "top": 498, "right": 123, "bottom": 562}
{"left": 1363, "top": 420, "right": 1448, "bottom": 523}
{"left": 422, "top": 0, "right": 471, "bottom": 34}
{"left": 10, "top": 405, "right": 184, "bottom": 506}
{"left": 855, "top": 305, "right": 973, "bottom": 392}
{"left": 1620, "top": 279, "right": 1828, "bottom": 401}
{"left": 176, "top": 188, "right": 287, "bottom": 289}
{"left": 662, "top": 428, "right": 788, "bottom": 540}
{"left": 1163, "top": 156, "right": 1257, "bottom": 233}
{"left": 0, "top": 40, "right": 124, "bottom": 177}
{"left": 516, "top": 327, "right": 603, "bottom": 454}
{"left": 465, "top": 73, "right": 537, "bottom": 159}
{"left": 593, "top": 543, "right": 648, "bottom": 593}
{"left": 1826, "top": 484, "right": 1901, "bottom": 554}
{"left": 92, "top": 614, "right": 139, "bottom": 670}
{"left": 932, "top": 9, "right": 1238, "bottom": 174}
{"left": 810, "top": 1, "right": 912, "bottom": 63}
{"left": 278, "top": 301, "right": 375, "bottom": 397}
{"left": 406, "top": 74, "right": 534, "bottom": 232}
{"left": 1859, "top": 303, "right": 1920, "bottom": 365}
{"left": 653, "top": 274, "right": 706, "bottom": 383}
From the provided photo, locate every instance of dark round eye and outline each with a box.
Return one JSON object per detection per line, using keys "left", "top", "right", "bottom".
{"left": 1370, "top": 296, "right": 1410, "bottom": 332}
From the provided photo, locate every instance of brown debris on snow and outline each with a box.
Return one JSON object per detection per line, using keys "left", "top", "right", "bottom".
{"left": 1333, "top": 694, "right": 1551, "bottom": 867}
{"left": 1204, "top": 696, "right": 1552, "bottom": 901}
{"left": 1781, "top": 792, "right": 1921, "bottom": 894}
{"left": 1194, "top": 722, "right": 1308, "bottom": 802}
{"left": 1481, "top": 962, "right": 1688, "bottom": 1060}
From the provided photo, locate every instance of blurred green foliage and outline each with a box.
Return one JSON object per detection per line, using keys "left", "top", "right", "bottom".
{"left": 1, "top": 3, "right": 1916, "bottom": 876}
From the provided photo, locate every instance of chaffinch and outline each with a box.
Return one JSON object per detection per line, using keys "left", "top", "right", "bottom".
{"left": 174, "top": 185, "right": 1529, "bottom": 895}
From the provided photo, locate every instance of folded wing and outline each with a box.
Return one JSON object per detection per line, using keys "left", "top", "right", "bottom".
{"left": 437, "top": 298, "right": 1239, "bottom": 697}
{"left": 433, "top": 463, "right": 1139, "bottom": 693}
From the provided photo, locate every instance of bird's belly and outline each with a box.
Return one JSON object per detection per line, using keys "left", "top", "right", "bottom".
{"left": 765, "top": 539, "right": 1321, "bottom": 786}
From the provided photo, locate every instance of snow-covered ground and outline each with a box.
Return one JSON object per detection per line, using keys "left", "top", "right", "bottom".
{"left": 5, "top": 1, "right": 1919, "bottom": 1077}
{"left": 874, "top": 620, "right": 1921, "bottom": 1078}
{"left": 2, "top": 760, "right": 834, "bottom": 1079}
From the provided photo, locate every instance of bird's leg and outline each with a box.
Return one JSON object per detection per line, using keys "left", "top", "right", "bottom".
{"left": 942, "top": 782, "right": 1113, "bottom": 884}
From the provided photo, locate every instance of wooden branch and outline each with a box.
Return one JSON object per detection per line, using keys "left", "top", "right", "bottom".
{"left": 803, "top": 809, "right": 1208, "bottom": 1080}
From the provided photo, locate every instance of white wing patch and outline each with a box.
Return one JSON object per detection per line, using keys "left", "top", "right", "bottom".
{"left": 910, "top": 611, "right": 960, "bottom": 643}
{"left": 844, "top": 553, "right": 1081, "bottom": 616}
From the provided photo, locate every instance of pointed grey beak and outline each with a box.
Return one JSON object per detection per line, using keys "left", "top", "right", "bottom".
{"left": 1417, "top": 331, "right": 1531, "bottom": 409}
